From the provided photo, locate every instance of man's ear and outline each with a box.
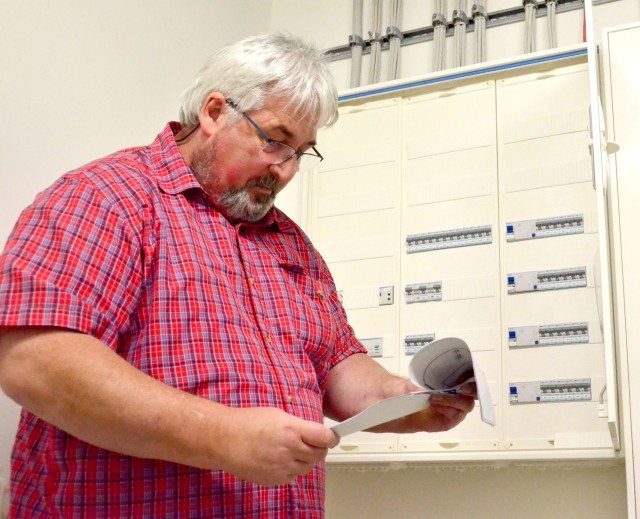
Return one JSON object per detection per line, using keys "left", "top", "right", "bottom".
{"left": 198, "top": 92, "right": 228, "bottom": 138}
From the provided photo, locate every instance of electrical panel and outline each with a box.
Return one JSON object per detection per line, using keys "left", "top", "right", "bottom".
{"left": 307, "top": 61, "right": 615, "bottom": 460}
{"left": 498, "top": 63, "right": 609, "bottom": 451}
{"left": 399, "top": 81, "right": 502, "bottom": 454}
{"left": 311, "top": 98, "right": 402, "bottom": 453}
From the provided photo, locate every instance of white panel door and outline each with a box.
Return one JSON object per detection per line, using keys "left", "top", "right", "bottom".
{"left": 310, "top": 98, "right": 403, "bottom": 453}
{"left": 398, "top": 81, "right": 502, "bottom": 453}
{"left": 497, "top": 63, "right": 613, "bottom": 451}
{"left": 601, "top": 21, "right": 640, "bottom": 517}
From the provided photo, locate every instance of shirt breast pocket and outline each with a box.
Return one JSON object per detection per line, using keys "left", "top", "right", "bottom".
{"left": 277, "top": 262, "right": 338, "bottom": 364}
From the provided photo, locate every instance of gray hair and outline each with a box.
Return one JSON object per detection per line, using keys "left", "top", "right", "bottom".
{"left": 179, "top": 32, "right": 339, "bottom": 130}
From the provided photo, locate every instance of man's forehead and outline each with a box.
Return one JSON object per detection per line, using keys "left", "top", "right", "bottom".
{"left": 256, "top": 103, "right": 318, "bottom": 145}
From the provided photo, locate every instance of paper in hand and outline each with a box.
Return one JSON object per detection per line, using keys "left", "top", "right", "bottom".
{"left": 331, "top": 337, "right": 495, "bottom": 437}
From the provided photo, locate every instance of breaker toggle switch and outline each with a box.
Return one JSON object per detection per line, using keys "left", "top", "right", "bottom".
{"left": 360, "top": 337, "right": 384, "bottom": 358}
{"left": 405, "top": 281, "right": 442, "bottom": 303}
{"left": 404, "top": 333, "right": 436, "bottom": 355}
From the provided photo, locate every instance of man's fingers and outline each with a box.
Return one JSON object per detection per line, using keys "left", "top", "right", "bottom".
{"left": 328, "top": 430, "right": 340, "bottom": 448}
{"left": 294, "top": 443, "right": 329, "bottom": 464}
{"left": 457, "top": 381, "right": 477, "bottom": 397}
{"left": 300, "top": 423, "right": 337, "bottom": 449}
{"left": 431, "top": 393, "right": 475, "bottom": 413}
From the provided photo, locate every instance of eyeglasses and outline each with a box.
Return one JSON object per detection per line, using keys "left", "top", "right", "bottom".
{"left": 227, "top": 100, "right": 323, "bottom": 170}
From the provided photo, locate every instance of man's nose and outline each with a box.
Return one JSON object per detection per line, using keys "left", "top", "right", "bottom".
{"left": 269, "top": 158, "right": 298, "bottom": 183}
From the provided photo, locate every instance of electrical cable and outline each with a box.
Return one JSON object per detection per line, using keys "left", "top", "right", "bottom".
{"left": 523, "top": 0, "right": 537, "bottom": 54}
{"left": 545, "top": 0, "right": 557, "bottom": 48}
{"left": 350, "top": 0, "right": 364, "bottom": 88}
{"left": 367, "top": 0, "right": 384, "bottom": 85}
{"left": 452, "top": 0, "right": 468, "bottom": 68}
{"left": 599, "top": 384, "right": 607, "bottom": 405}
{"left": 472, "top": 0, "right": 487, "bottom": 64}
{"left": 387, "top": 0, "right": 404, "bottom": 80}
{"left": 432, "top": 0, "right": 448, "bottom": 71}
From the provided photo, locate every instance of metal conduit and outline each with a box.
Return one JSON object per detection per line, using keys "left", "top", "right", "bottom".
{"left": 328, "top": 0, "right": 618, "bottom": 65}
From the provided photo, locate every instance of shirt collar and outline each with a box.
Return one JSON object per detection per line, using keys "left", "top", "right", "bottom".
{"left": 152, "top": 122, "right": 202, "bottom": 196}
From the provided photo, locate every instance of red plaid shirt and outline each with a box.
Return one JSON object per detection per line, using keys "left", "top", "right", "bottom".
{"left": 0, "top": 123, "right": 365, "bottom": 518}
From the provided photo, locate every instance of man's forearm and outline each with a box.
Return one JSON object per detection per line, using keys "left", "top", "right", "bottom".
{"left": 323, "top": 352, "right": 415, "bottom": 423}
{"left": 0, "top": 327, "right": 339, "bottom": 485}
{"left": 0, "top": 327, "right": 229, "bottom": 469}
{"left": 323, "top": 351, "right": 475, "bottom": 434}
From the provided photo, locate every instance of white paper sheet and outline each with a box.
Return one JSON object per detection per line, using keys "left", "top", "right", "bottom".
{"left": 331, "top": 337, "right": 496, "bottom": 437}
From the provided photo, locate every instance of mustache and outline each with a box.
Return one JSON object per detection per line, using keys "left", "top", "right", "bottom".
{"left": 246, "top": 175, "right": 281, "bottom": 194}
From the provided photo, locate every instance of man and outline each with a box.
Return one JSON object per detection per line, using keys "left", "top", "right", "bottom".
{"left": 0, "top": 33, "right": 474, "bottom": 517}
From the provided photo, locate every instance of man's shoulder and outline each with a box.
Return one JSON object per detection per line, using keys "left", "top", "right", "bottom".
{"left": 24, "top": 145, "right": 163, "bottom": 233}
{"left": 67, "top": 145, "right": 153, "bottom": 186}
{"left": 58, "top": 145, "right": 165, "bottom": 206}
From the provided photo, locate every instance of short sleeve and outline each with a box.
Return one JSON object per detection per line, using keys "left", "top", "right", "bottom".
{"left": 0, "top": 177, "right": 143, "bottom": 347}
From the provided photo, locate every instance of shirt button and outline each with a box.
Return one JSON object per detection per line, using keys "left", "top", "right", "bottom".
{"left": 316, "top": 290, "right": 324, "bottom": 300}
{"left": 287, "top": 395, "right": 293, "bottom": 404}
{"left": 248, "top": 277, "right": 255, "bottom": 285}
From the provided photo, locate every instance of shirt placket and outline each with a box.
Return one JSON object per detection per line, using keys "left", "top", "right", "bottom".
{"left": 235, "top": 223, "right": 302, "bottom": 516}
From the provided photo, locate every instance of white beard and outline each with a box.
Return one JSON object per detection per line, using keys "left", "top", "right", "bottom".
{"left": 190, "top": 143, "right": 280, "bottom": 222}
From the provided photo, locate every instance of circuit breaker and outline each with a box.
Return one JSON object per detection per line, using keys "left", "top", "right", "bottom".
{"left": 508, "top": 322, "right": 590, "bottom": 348}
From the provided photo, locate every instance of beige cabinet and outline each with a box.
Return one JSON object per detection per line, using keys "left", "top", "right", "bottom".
{"left": 307, "top": 57, "right": 619, "bottom": 462}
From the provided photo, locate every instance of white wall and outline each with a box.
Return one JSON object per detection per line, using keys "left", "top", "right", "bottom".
{"left": 326, "top": 462, "right": 627, "bottom": 519}
{"left": 0, "top": 0, "right": 272, "bottom": 245}
{"left": 0, "top": 0, "right": 272, "bottom": 509}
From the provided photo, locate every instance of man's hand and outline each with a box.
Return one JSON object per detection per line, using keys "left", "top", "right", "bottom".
{"left": 398, "top": 382, "right": 477, "bottom": 433}
{"left": 221, "top": 407, "right": 338, "bottom": 486}
{"left": 0, "top": 328, "right": 338, "bottom": 486}
{"left": 324, "top": 353, "right": 478, "bottom": 435}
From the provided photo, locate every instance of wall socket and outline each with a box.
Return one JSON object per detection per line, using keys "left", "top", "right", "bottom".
{"left": 378, "top": 286, "right": 394, "bottom": 306}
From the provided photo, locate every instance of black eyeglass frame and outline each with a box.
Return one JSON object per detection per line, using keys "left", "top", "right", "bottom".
{"left": 226, "top": 100, "right": 324, "bottom": 166}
